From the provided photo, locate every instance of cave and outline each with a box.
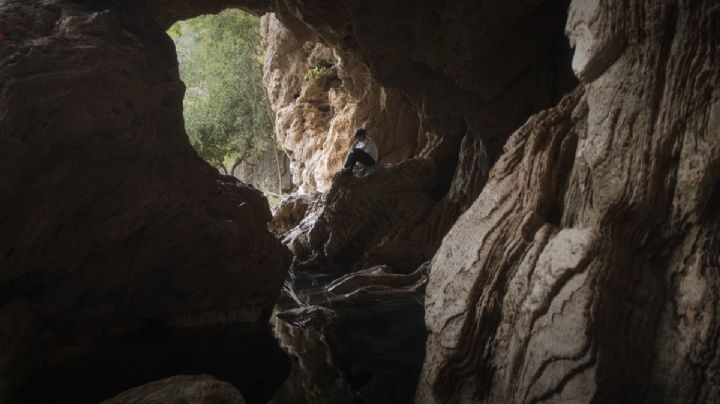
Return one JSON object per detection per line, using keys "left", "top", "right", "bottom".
{"left": 0, "top": 0, "right": 718, "bottom": 404}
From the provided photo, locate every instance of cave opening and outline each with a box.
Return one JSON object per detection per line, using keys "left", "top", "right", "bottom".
{"left": 168, "top": 9, "right": 293, "bottom": 207}
{"left": 5, "top": 0, "right": 717, "bottom": 403}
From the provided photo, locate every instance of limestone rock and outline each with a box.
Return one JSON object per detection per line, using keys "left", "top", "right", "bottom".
{"left": 100, "top": 375, "right": 246, "bottom": 404}
{"left": 419, "top": 0, "right": 720, "bottom": 401}
{"left": 264, "top": 0, "right": 577, "bottom": 167}
{"left": 259, "top": 0, "right": 577, "bottom": 255}
{"left": 0, "top": 1, "right": 289, "bottom": 402}
{"left": 232, "top": 146, "right": 295, "bottom": 196}
{"left": 418, "top": 88, "right": 588, "bottom": 403}
{"left": 270, "top": 192, "right": 323, "bottom": 237}
{"left": 269, "top": 158, "right": 440, "bottom": 403}
{"left": 261, "top": 13, "right": 422, "bottom": 193}
{"left": 272, "top": 263, "right": 430, "bottom": 404}
{"left": 271, "top": 159, "right": 439, "bottom": 269}
{"left": 132, "top": 0, "right": 269, "bottom": 29}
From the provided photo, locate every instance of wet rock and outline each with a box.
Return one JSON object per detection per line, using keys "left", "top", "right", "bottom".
{"left": 0, "top": 1, "right": 289, "bottom": 402}
{"left": 270, "top": 164, "right": 436, "bottom": 403}
{"left": 100, "top": 375, "right": 246, "bottom": 404}
{"left": 273, "top": 263, "right": 430, "bottom": 404}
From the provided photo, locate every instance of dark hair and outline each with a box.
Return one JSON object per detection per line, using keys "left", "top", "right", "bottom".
{"left": 354, "top": 128, "right": 367, "bottom": 137}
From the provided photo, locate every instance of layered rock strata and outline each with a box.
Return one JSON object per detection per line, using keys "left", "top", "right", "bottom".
{"left": 268, "top": 162, "right": 440, "bottom": 402}
{"left": 0, "top": 1, "right": 289, "bottom": 403}
{"left": 419, "top": 0, "right": 720, "bottom": 402}
{"left": 271, "top": 263, "right": 430, "bottom": 404}
{"left": 262, "top": 0, "right": 577, "bottom": 190}
{"left": 260, "top": 0, "right": 579, "bottom": 402}
{"left": 261, "top": 13, "right": 422, "bottom": 192}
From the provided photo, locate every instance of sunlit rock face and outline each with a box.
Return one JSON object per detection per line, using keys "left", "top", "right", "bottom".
{"left": 264, "top": 0, "right": 576, "bottom": 174}
{"left": 260, "top": 0, "right": 578, "bottom": 402}
{"left": 0, "top": 1, "right": 289, "bottom": 403}
{"left": 261, "top": 0, "right": 719, "bottom": 403}
{"left": 261, "top": 13, "right": 422, "bottom": 193}
{"left": 258, "top": 0, "right": 579, "bottom": 194}
{"left": 419, "top": 1, "right": 720, "bottom": 402}
{"left": 260, "top": 0, "right": 577, "bottom": 253}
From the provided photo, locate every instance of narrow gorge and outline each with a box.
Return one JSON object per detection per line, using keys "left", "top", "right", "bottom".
{"left": 0, "top": 0, "right": 718, "bottom": 404}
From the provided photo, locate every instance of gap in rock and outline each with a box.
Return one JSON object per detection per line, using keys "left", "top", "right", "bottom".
{"left": 168, "top": 10, "right": 294, "bottom": 208}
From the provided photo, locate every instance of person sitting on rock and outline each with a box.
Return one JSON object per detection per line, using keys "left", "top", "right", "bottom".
{"left": 341, "top": 128, "right": 378, "bottom": 175}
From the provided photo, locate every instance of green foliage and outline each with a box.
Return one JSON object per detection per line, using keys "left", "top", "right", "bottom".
{"left": 169, "top": 10, "right": 274, "bottom": 174}
{"left": 304, "top": 65, "right": 329, "bottom": 81}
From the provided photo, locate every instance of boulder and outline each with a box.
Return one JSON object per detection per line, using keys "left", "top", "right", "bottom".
{"left": 271, "top": 159, "right": 439, "bottom": 270}
{"left": 0, "top": 1, "right": 289, "bottom": 402}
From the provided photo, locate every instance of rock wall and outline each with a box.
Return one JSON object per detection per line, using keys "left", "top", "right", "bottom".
{"left": 264, "top": 0, "right": 576, "bottom": 166}
{"left": 259, "top": 0, "right": 577, "bottom": 252}
{"left": 260, "top": 0, "right": 719, "bottom": 402}
{"left": 0, "top": 1, "right": 289, "bottom": 403}
{"left": 3, "top": 0, "right": 716, "bottom": 403}
{"left": 258, "top": 0, "right": 579, "bottom": 402}
{"left": 261, "top": 13, "right": 421, "bottom": 192}
{"left": 233, "top": 146, "right": 295, "bottom": 196}
{"left": 419, "top": 0, "right": 720, "bottom": 402}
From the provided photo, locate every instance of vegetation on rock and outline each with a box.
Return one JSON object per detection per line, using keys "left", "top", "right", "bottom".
{"left": 169, "top": 10, "right": 275, "bottom": 175}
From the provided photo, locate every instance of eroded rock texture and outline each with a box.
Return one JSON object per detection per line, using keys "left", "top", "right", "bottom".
{"left": 273, "top": 160, "right": 439, "bottom": 268}
{"left": 262, "top": 0, "right": 577, "bottom": 184}
{"left": 261, "top": 13, "right": 421, "bottom": 192}
{"left": 267, "top": 161, "right": 443, "bottom": 403}
{"left": 0, "top": 1, "right": 289, "bottom": 403}
{"left": 420, "top": 1, "right": 720, "bottom": 403}
{"left": 260, "top": 0, "right": 578, "bottom": 402}
{"left": 271, "top": 263, "right": 429, "bottom": 404}
{"left": 4, "top": 0, "right": 714, "bottom": 402}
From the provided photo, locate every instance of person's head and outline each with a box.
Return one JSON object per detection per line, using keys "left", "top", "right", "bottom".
{"left": 354, "top": 128, "right": 367, "bottom": 139}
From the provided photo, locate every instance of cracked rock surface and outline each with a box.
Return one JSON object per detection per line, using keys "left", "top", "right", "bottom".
{"left": 419, "top": 1, "right": 720, "bottom": 402}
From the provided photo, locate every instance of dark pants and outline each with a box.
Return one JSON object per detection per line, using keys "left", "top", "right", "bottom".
{"left": 344, "top": 148, "right": 376, "bottom": 169}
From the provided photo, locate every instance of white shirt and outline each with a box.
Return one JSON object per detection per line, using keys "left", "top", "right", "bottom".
{"left": 354, "top": 138, "right": 379, "bottom": 162}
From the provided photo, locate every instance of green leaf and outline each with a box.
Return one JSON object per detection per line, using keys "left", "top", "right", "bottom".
{"left": 168, "top": 10, "right": 274, "bottom": 172}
